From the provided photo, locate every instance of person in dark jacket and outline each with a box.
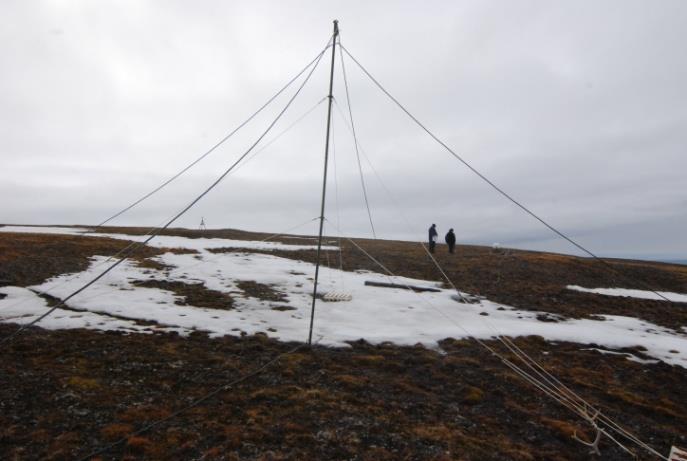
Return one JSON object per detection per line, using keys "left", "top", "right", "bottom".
{"left": 428, "top": 224, "right": 438, "bottom": 253}
{"left": 445, "top": 228, "right": 456, "bottom": 254}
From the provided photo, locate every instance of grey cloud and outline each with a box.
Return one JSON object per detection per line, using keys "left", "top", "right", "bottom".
{"left": 1, "top": 0, "right": 685, "bottom": 261}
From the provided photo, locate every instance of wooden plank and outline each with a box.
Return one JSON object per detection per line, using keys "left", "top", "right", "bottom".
{"left": 364, "top": 280, "right": 441, "bottom": 293}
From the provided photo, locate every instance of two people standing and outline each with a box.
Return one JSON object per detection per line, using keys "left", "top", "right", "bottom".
{"left": 428, "top": 224, "right": 456, "bottom": 254}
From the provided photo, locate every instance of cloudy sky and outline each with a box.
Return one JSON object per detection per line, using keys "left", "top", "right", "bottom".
{"left": 2, "top": 1, "right": 685, "bottom": 260}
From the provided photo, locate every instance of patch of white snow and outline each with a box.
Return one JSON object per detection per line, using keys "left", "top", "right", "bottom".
{"left": 567, "top": 285, "right": 687, "bottom": 303}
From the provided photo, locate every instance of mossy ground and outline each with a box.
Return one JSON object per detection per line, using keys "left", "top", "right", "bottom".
{"left": 1, "top": 327, "right": 685, "bottom": 460}
{"left": 0, "top": 227, "right": 685, "bottom": 460}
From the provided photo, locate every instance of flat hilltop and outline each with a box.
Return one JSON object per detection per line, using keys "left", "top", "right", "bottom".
{"left": 0, "top": 225, "right": 685, "bottom": 460}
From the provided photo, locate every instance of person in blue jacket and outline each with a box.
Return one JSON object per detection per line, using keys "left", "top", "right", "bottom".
{"left": 428, "top": 224, "right": 438, "bottom": 253}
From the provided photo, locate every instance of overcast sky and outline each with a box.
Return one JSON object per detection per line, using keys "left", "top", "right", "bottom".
{"left": 2, "top": 0, "right": 685, "bottom": 260}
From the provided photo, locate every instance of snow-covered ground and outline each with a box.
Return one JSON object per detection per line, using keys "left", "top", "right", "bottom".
{"left": 1, "top": 225, "right": 687, "bottom": 368}
{"left": 567, "top": 285, "right": 687, "bottom": 303}
{"left": 0, "top": 286, "right": 184, "bottom": 334}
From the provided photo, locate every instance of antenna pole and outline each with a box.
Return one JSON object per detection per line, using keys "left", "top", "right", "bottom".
{"left": 308, "top": 20, "right": 339, "bottom": 345}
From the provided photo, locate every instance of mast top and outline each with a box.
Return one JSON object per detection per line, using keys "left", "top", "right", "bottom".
{"left": 333, "top": 20, "right": 339, "bottom": 37}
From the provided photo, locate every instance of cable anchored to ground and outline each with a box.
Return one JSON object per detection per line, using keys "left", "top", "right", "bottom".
{"left": 0, "top": 37, "right": 332, "bottom": 348}
{"left": 339, "top": 43, "right": 674, "bottom": 304}
{"left": 330, "top": 227, "right": 667, "bottom": 460}
{"left": 329, "top": 99, "right": 671, "bottom": 458}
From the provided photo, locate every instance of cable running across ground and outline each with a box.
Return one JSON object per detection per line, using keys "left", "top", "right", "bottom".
{"left": 412, "top": 232, "right": 667, "bottom": 458}
{"left": 331, "top": 54, "right": 673, "bottom": 458}
{"left": 0, "top": 37, "right": 332, "bottom": 348}
{"left": 329, "top": 100, "right": 669, "bottom": 458}
{"left": 328, "top": 101, "right": 670, "bottom": 458}
{"left": 339, "top": 43, "right": 674, "bottom": 304}
{"left": 326, "top": 225, "right": 666, "bottom": 459}
{"left": 496, "top": 333, "right": 667, "bottom": 459}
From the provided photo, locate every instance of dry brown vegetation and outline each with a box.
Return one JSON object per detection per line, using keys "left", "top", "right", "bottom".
{"left": 0, "top": 232, "right": 194, "bottom": 288}
{"left": 0, "top": 226, "right": 686, "bottom": 460}
{"left": 132, "top": 279, "right": 235, "bottom": 310}
{"left": 236, "top": 280, "right": 289, "bottom": 303}
{"left": 1, "top": 327, "right": 685, "bottom": 460}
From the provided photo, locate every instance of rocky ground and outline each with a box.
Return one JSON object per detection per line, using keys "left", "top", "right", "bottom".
{"left": 0, "top": 227, "right": 686, "bottom": 460}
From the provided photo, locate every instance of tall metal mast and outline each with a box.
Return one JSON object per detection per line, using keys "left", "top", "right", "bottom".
{"left": 308, "top": 20, "right": 339, "bottom": 345}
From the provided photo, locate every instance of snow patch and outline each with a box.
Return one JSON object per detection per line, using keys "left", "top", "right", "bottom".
{"left": 1, "top": 250, "right": 682, "bottom": 367}
{"left": 567, "top": 285, "right": 687, "bottom": 303}
{"left": 2, "top": 225, "right": 686, "bottom": 368}
{"left": 0, "top": 286, "right": 185, "bottom": 334}
{"left": 583, "top": 347, "right": 660, "bottom": 365}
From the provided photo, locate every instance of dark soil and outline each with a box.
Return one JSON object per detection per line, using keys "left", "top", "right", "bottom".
{"left": 1, "top": 227, "right": 686, "bottom": 460}
{"left": 132, "top": 280, "right": 235, "bottom": 310}
{"left": 237, "top": 280, "right": 289, "bottom": 303}
{"left": 1, "top": 326, "right": 685, "bottom": 461}
{"left": 0, "top": 232, "right": 194, "bottom": 288}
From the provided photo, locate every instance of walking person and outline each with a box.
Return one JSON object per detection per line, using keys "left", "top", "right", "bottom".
{"left": 428, "top": 224, "right": 438, "bottom": 253}
{"left": 445, "top": 228, "right": 456, "bottom": 254}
